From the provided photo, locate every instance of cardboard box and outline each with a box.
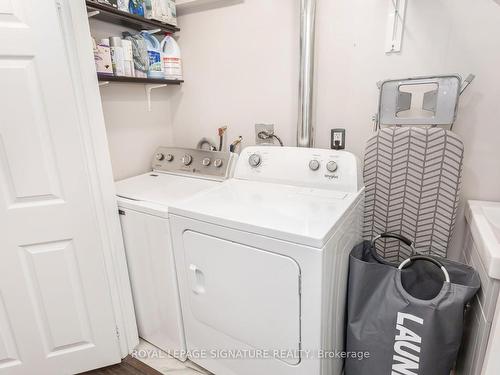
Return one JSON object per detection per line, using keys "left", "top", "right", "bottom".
{"left": 94, "top": 44, "right": 114, "bottom": 76}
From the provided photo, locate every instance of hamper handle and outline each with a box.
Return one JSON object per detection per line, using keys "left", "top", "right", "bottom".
{"left": 398, "top": 255, "right": 451, "bottom": 283}
{"left": 372, "top": 232, "right": 414, "bottom": 247}
{"left": 371, "top": 233, "right": 416, "bottom": 265}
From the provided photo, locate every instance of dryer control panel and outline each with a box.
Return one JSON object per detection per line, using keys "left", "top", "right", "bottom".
{"left": 152, "top": 147, "right": 237, "bottom": 180}
{"left": 235, "top": 146, "right": 363, "bottom": 193}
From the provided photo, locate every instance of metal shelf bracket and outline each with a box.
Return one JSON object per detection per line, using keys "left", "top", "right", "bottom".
{"left": 87, "top": 9, "right": 100, "bottom": 18}
{"left": 145, "top": 84, "right": 167, "bottom": 111}
{"left": 385, "top": 0, "right": 408, "bottom": 53}
{"left": 142, "top": 28, "right": 162, "bottom": 35}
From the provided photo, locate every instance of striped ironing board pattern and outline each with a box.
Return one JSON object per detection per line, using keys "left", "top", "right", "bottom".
{"left": 363, "top": 127, "right": 464, "bottom": 262}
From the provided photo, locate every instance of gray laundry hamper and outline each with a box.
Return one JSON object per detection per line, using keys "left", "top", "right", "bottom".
{"left": 345, "top": 233, "right": 480, "bottom": 375}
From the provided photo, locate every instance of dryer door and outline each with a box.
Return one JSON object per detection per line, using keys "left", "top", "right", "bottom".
{"left": 183, "top": 230, "right": 301, "bottom": 365}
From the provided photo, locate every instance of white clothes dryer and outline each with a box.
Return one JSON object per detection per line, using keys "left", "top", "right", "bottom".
{"left": 169, "top": 146, "right": 364, "bottom": 375}
{"left": 116, "top": 147, "right": 237, "bottom": 361}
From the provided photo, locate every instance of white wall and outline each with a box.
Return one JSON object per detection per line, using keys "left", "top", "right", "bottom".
{"left": 89, "top": 19, "right": 175, "bottom": 181}
{"left": 91, "top": 0, "right": 500, "bottom": 256}
{"left": 170, "top": 0, "right": 500, "bottom": 258}
{"left": 169, "top": 0, "right": 299, "bottom": 150}
{"left": 98, "top": 83, "right": 175, "bottom": 181}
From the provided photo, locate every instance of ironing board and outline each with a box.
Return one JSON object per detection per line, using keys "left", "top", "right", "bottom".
{"left": 363, "top": 127, "right": 464, "bottom": 262}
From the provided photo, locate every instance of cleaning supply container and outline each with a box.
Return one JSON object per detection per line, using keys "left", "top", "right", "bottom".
{"left": 121, "top": 39, "right": 135, "bottom": 77}
{"left": 117, "top": 0, "right": 129, "bottom": 12}
{"left": 123, "top": 32, "right": 149, "bottom": 78}
{"left": 144, "top": 0, "right": 153, "bottom": 19}
{"left": 345, "top": 233, "right": 480, "bottom": 375}
{"left": 141, "top": 31, "right": 164, "bottom": 79}
{"left": 160, "top": 33, "right": 182, "bottom": 80}
{"left": 129, "top": 0, "right": 145, "bottom": 16}
{"left": 93, "top": 38, "right": 113, "bottom": 76}
{"left": 109, "top": 36, "right": 125, "bottom": 77}
{"left": 161, "top": 0, "right": 177, "bottom": 26}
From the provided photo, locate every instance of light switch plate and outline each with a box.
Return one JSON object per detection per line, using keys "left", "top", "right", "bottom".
{"left": 331, "top": 128, "right": 346, "bottom": 150}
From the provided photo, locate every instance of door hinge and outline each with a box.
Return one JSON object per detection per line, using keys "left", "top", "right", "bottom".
{"left": 118, "top": 209, "right": 125, "bottom": 216}
{"left": 115, "top": 326, "right": 121, "bottom": 340}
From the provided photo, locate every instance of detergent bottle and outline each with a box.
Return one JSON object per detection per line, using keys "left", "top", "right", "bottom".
{"left": 129, "top": 0, "right": 145, "bottom": 16}
{"left": 160, "top": 33, "right": 182, "bottom": 80}
{"left": 140, "top": 31, "right": 164, "bottom": 79}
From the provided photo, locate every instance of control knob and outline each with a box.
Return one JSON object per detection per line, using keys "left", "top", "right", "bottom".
{"left": 165, "top": 154, "right": 174, "bottom": 162}
{"left": 326, "top": 161, "right": 338, "bottom": 173}
{"left": 214, "top": 159, "right": 223, "bottom": 168}
{"left": 309, "top": 159, "right": 320, "bottom": 171}
{"left": 202, "top": 157, "right": 211, "bottom": 166}
{"left": 155, "top": 153, "right": 165, "bottom": 161}
{"left": 182, "top": 154, "right": 193, "bottom": 166}
{"left": 248, "top": 154, "right": 261, "bottom": 167}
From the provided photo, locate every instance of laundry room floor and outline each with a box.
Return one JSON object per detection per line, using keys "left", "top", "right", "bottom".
{"left": 80, "top": 355, "right": 162, "bottom": 375}
{"left": 82, "top": 340, "right": 210, "bottom": 375}
{"left": 132, "top": 339, "right": 211, "bottom": 375}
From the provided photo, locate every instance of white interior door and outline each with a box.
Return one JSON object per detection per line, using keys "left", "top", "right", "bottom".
{"left": 0, "top": 0, "right": 121, "bottom": 374}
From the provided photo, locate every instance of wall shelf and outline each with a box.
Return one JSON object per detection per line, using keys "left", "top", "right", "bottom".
{"left": 176, "top": 0, "right": 220, "bottom": 8}
{"left": 97, "top": 74, "right": 184, "bottom": 85}
{"left": 86, "top": 1, "right": 180, "bottom": 33}
{"left": 97, "top": 75, "right": 183, "bottom": 111}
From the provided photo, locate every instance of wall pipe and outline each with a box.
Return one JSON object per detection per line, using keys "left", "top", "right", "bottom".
{"left": 297, "top": 0, "right": 317, "bottom": 148}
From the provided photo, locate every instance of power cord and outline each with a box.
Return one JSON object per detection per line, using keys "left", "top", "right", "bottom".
{"left": 196, "top": 138, "right": 217, "bottom": 151}
{"left": 257, "top": 131, "right": 284, "bottom": 147}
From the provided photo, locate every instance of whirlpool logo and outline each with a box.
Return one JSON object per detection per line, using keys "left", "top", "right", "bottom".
{"left": 392, "top": 312, "right": 424, "bottom": 375}
{"left": 324, "top": 174, "right": 339, "bottom": 180}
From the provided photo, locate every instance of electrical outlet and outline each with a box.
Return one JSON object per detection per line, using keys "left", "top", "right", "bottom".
{"left": 331, "top": 128, "right": 346, "bottom": 150}
{"left": 255, "top": 124, "right": 275, "bottom": 145}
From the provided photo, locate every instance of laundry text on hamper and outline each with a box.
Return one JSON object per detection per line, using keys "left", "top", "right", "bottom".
{"left": 392, "top": 312, "right": 424, "bottom": 375}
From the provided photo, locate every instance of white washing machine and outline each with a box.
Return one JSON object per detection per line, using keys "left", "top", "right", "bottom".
{"left": 116, "top": 147, "right": 237, "bottom": 360}
{"left": 169, "top": 146, "right": 364, "bottom": 375}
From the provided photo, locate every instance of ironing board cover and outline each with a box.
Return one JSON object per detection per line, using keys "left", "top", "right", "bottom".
{"left": 363, "top": 127, "right": 464, "bottom": 261}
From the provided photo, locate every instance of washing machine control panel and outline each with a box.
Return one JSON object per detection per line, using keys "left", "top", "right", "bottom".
{"left": 152, "top": 147, "right": 237, "bottom": 180}
{"left": 236, "top": 146, "right": 362, "bottom": 193}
